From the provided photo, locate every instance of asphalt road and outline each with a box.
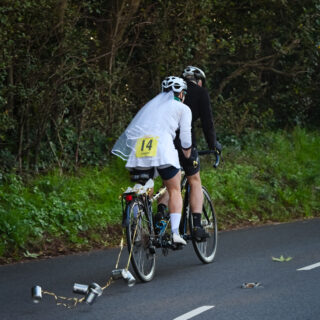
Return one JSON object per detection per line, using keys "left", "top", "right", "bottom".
{"left": 1, "top": 218, "right": 319, "bottom": 320}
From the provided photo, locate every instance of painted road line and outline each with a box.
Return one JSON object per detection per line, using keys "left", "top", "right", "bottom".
{"left": 173, "top": 306, "right": 215, "bottom": 320}
{"left": 297, "top": 262, "right": 320, "bottom": 271}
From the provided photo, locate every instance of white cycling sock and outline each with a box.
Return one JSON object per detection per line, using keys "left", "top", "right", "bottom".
{"left": 170, "top": 213, "right": 181, "bottom": 235}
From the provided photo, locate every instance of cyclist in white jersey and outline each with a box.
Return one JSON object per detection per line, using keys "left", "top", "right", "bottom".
{"left": 112, "top": 76, "right": 193, "bottom": 245}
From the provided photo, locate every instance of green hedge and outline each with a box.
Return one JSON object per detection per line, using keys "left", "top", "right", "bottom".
{"left": 1, "top": 1, "right": 319, "bottom": 172}
{"left": 1, "top": 128, "right": 319, "bottom": 261}
{"left": 202, "top": 127, "right": 320, "bottom": 227}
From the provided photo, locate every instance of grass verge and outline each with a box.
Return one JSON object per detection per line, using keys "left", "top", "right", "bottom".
{"left": 0, "top": 127, "right": 319, "bottom": 263}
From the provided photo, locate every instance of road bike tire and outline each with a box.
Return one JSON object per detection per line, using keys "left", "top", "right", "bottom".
{"left": 125, "top": 199, "right": 156, "bottom": 282}
{"left": 189, "top": 186, "right": 218, "bottom": 264}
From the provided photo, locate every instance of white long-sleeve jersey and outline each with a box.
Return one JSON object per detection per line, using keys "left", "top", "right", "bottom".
{"left": 112, "top": 92, "right": 192, "bottom": 169}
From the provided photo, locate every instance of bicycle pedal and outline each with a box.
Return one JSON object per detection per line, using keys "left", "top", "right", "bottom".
{"left": 149, "top": 245, "right": 156, "bottom": 254}
{"left": 162, "top": 248, "right": 169, "bottom": 256}
{"left": 171, "top": 243, "right": 184, "bottom": 250}
{"left": 153, "top": 238, "right": 161, "bottom": 248}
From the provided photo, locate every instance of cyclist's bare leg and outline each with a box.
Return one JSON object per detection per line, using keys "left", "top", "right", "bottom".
{"left": 158, "top": 171, "right": 203, "bottom": 214}
{"left": 162, "top": 171, "right": 186, "bottom": 245}
{"left": 158, "top": 148, "right": 191, "bottom": 209}
{"left": 157, "top": 190, "right": 169, "bottom": 207}
{"left": 187, "top": 171, "right": 203, "bottom": 213}
{"left": 187, "top": 171, "right": 209, "bottom": 237}
{"left": 163, "top": 171, "right": 182, "bottom": 213}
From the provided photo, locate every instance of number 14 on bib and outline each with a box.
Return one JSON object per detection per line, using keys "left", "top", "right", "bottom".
{"left": 135, "top": 136, "right": 158, "bottom": 158}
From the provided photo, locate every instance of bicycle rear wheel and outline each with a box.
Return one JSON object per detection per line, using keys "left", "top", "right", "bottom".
{"left": 126, "top": 199, "right": 156, "bottom": 282}
{"left": 189, "top": 186, "right": 218, "bottom": 263}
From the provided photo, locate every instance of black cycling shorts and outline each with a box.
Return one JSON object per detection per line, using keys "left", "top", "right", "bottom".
{"left": 129, "top": 166, "right": 180, "bottom": 181}
{"left": 178, "top": 148, "right": 200, "bottom": 177}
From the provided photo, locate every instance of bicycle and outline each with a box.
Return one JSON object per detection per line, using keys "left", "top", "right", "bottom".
{"left": 120, "top": 150, "right": 220, "bottom": 282}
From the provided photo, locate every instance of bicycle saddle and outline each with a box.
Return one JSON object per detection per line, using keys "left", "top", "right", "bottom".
{"left": 130, "top": 173, "right": 151, "bottom": 184}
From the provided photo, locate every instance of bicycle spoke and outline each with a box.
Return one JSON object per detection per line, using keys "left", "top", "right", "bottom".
{"left": 126, "top": 199, "right": 155, "bottom": 282}
{"left": 190, "top": 187, "right": 218, "bottom": 264}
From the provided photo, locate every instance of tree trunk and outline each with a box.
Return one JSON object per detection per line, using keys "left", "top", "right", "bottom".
{"left": 8, "top": 63, "right": 14, "bottom": 112}
{"left": 56, "top": 0, "right": 68, "bottom": 33}
{"left": 18, "top": 122, "right": 24, "bottom": 175}
{"left": 75, "top": 108, "right": 85, "bottom": 169}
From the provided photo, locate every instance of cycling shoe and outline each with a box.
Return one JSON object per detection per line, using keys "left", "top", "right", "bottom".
{"left": 172, "top": 233, "right": 187, "bottom": 245}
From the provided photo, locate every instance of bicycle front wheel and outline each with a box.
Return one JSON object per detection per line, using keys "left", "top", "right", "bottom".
{"left": 126, "top": 199, "right": 156, "bottom": 282}
{"left": 189, "top": 186, "right": 218, "bottom": 264}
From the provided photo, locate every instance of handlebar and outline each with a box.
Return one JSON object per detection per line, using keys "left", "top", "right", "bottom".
{"left": 198, "top": 150, "right": 221, "bottom": 169}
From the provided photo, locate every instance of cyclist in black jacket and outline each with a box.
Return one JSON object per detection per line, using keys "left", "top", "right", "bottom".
{"left": 158, "top": 66, "right": 221, "bottom": 239}
{"left": 183, "top": 72, "right": 216, "bottom": 149}
{"left": 181, "top": 66, "right": 221, "bottom": 238}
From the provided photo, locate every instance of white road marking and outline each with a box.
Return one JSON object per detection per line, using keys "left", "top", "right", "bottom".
{"left": 297, "top": 262, "right": 320, "bottom": 271}
{"left": 173, "top": 306, "right": 215, "bottom": 320}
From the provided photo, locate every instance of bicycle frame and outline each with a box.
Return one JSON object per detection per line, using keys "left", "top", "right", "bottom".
{"left": 122, "top": 149, "right": 220, "bottom": 241}
{"left": 122, "top": 150, "right": 220, "bottom": 281}
{"left": 150, "top": 172, "right": 191, "bottom": 241}
{"left": 122, "top": 172, "right": 191, "bottom": 243}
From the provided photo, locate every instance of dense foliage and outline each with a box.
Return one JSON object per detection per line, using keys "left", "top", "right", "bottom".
{"left": 1, "top": 0, "right": 319, "bottom": 172}
{"left": 0, "top": 128, "right": 319, "bottom": 262}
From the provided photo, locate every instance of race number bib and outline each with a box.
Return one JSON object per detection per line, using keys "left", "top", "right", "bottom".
{"left": 135, "top": 136, "right": 158, "bottom": 158}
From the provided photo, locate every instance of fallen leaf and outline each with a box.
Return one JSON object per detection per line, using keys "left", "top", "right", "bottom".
{"left": 272, "top": 255, "right": 292, "bottom": 262}
{"left": 24, "top": 251, "right": 40, "bottom": 259}
{"left": 241, "top": 282, "right": 262, "bottom": 289}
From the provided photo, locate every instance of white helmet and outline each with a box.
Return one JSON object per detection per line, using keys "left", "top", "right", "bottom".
{"left": 182, "top": 66, "right": 206, "bottom": 81}
{"left": 162, "top": 76, "right": 187, "bottom": 93}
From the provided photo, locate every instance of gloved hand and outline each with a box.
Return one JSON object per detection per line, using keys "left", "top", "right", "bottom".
{"left": 214, "top": 141, "right": 222, "bottom": 154}
{"left": 184, "top": 147, "right": 199, "bottom": 167}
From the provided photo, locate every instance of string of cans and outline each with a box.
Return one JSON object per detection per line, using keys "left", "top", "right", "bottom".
{"left": 31, "top": 232, "right": 137, "bottom": 308}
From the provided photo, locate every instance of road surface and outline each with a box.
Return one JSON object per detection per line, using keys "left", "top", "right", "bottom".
{"left": 1, "top": 218, "right": 319, "bottom": 320}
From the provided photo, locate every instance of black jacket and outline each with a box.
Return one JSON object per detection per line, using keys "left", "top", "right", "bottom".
{"left": 183, "top": 81, "right": 217, "bottom": 149}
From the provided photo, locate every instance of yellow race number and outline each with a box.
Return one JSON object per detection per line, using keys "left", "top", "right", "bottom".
{"left": 135, "top": 136, "right": 158, "bottom": 158}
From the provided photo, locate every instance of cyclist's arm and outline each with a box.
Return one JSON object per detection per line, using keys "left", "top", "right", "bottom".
{"left": 179, "top": 106, "right": 192, "bottom": 152}
{"left": 199, "top": 89, "right": 217, "bottom": 149}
